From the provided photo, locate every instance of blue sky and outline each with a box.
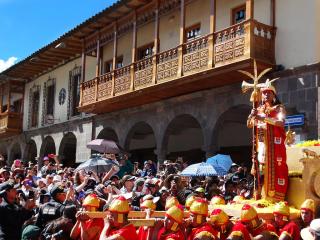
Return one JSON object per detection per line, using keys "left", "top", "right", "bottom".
{"left": 0, "top": 0, "right": 118, "bottom": 72}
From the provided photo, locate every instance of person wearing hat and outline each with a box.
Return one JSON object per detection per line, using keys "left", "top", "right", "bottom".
{"left": 210, "top": 208, "right": 233, "bottom": 240}
{"left": 186, "top": 198, "right": 218, "bottom": 240}
{"left": 247, "top": 79, "right": 288, "bottom": 201}
{"left": 210, "top": 195, "right": 226, "bottom": 206}
{"left": 296, "top": 199, "right": 315, "bottom": 230}
{"left": 21, "top": 225, "right": 41, "bottom": 240}
{"left": 35, "top": 184, "right": 71, "bottom": 228}
{"left": 156, "top": 187, "right": 170, "bottom": 211}
{"left": 40, "top": 156, "right": 50, "bottom": 176}
{"left": 0, "top": 168, "right": 10, "bottom": 182}
{"left": 194, "top": 187, "right": 205, "bottom": 198}
{"left": 99, "top": 196, "right": 138, "bottom": 240}
{"left": 0, "top": 181, "right": 35, "bottom": 240}
{"left": 273, "top": 201, "right": 300, "bottom": 240}
{"left": 152, "top": 205, "right": 185, "bottom": 240}
{"left": 137, "top": 194, "right": 159, "bottom": 240}
{"left": 185, "top": 195, "right": 197, "bottom": 211}
{"left": 70, "top": 194, "right": 104, "bottom": 240}
{"left": 120, "top": 175, "right": 135, "bottom": 194}
{"left": 301, "top": 219, "right": 320, "bottom": 240}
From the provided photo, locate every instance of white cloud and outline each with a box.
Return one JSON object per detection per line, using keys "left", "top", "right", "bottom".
{"left": 0, "top": 57, "right": 18, "bottom": 73}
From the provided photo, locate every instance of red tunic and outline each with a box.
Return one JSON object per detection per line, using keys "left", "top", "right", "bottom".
{"left": 157, "top": 227, "right": 185, "bottom": 240}
{"left": 108, "top": 223, "right": 138, "bottom": 240}
{"left": 188, "top": 222, "right": 218, "bottom": 240}
{"left": 76, "top": 218, "right": 104, "bottom": 240}
{"left": 251, "top": 222, "right": 277, "bottom": 237}
{"left": 137, "top": 226, "right": 154, "bottom": 240}
{"left": 228, "top": 222, "right": 252, "bottom": 240}
{"left": 278, "top": 221, "right": 300, "bottom": 240}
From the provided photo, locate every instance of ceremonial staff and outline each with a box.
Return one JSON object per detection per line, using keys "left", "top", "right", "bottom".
{"left": 238, "top": 60, "right": 274, "bottom": 200}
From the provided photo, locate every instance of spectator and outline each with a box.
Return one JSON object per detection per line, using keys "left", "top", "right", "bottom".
{"left": 120, "top": 175, "right": 135, "bottom": 194}
{"left": 0, "top": 181, "right": 35, "bottom": 240}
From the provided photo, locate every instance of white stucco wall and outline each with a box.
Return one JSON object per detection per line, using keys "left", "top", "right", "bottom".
{"left": 275, "top": 0, "right": 319, "bottom": 68}
{"left": 117, "top": 31, "right": 133, "bottom": 66}
{"left": 159, "top": 10, "right": 180, "bottom": 52}
{"left": 137, "top": 21, "right": 154, "bottom": 48}
{"left": 23, "top": 56, "right": 95, "bottom": 131}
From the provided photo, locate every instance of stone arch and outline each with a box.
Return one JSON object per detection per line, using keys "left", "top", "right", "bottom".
{"left": 124, "top": 121, "right": 157, "bottom": 164}
{"left": 97, "top": 127, "right": 119, "bottom": 143}
{"left": 162, "top": 114, "right": 205, "bottom": 164}
{"left": 212, "top": 104, "right": 252, "bottom": 167}
{"left": 58, "top": 132, "right": 77, "bottom": 167}
{"left": 9, "top": 142, "right": 22, "bottom": 164}
{"left": 40, "top": 136, "right": 56, "bottom": 159}
{"left": 0, "top": 143, "right": 8, "bottom": 167}
{"left": 24, "top": 140, "right": 37, "bottom": 163}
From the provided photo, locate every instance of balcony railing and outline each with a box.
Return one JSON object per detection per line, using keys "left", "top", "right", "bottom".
{"left": 0, "top": 112, "right": 23, "bottom": 137}
{"left": 79, "top": 19, "right": 276, "bottom": 112}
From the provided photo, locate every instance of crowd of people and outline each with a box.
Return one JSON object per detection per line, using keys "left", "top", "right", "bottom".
{"left": 0, "top": 154, "right": 319, "bottom": 240}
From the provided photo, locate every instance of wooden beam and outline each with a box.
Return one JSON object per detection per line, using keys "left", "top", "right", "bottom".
{"left": 271, "top": 0, "right": 276, "bottom": 27}
{"left": 246, "top": 0, "right": 254, "bottom": 20}
{"left": 96, "top": 34, "right": 101, "bottom": 77}
{"left": 131, "top": 11, "right": 137, "bottom": 63}
{"left": 209, "top": 0, "right": 216, "bottom": 34}
{"left": 177, "top": 0, "right": 185, "bottom": 77}
{"left": 152, "top": 0, "right": 159, "bottom": 84}
{"left": 81, "top": 39, "right": 86, "bottom": 83}
{"left": 112, "top": 23, "right": 118, "bottom": 71}
{"left": 208, "top": 0, "right": 216, "bottom": 68}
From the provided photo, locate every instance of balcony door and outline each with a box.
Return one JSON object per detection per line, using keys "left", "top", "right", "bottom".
{"left": 31, "top": 90, "right": 40, "bottom": 128}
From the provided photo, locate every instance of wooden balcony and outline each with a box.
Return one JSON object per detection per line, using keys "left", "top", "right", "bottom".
{"left": 0, "top": 112, "right": 23, "bottom": 138}
{"left": 79, "top": 20, "right": 276, "bottom": 114}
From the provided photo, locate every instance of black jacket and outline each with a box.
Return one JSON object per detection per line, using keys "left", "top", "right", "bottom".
{"left": 35, "top": 200, "right": 66, "bottom": 229}
{"left": 0, "top": 199, "right": 34, "bottom": 240}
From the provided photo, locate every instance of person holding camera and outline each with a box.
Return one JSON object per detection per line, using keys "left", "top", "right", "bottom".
{"left": 0, "top": 181, "right": 35, "bottom": 240}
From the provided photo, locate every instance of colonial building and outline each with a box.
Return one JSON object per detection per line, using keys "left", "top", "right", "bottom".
{"left": 0, "top": 0, "right": 319, "bottom": 167}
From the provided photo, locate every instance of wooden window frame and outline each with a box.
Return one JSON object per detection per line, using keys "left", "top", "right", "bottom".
{"left": 103, "top": 55, "right": 123, "bottom": 73}
{"left": 137, "top": 42, "right": 154, "bottom": 60}
{"left": 185, "top": 23, "right": 201, "bottom": 42}
{"left": 231, "top": 4, "right": 246, "bottom": 25}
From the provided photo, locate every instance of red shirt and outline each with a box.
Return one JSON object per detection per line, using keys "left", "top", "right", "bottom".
{"left": 108, "top": 223, "right": 138, "bottom": 240}
{"left": 278, "top": 221, "right": 300, "bottom": 240}
{"left": 188, "top": 222, "right": 218, "bottom": 240}
{"left": 137, "top": 226, "right": 154, "bottom": 240}
{"left": 157, "top": 227, "right": 185, "bottom": 240}
{"left": 251, "top": 222, "right": 277, "bottom": 237}
{"left": 228, "top": 222, "right": 252, "bottom": 240}
{"left": 76, "top": 218, "right": 104, "bottom": 240}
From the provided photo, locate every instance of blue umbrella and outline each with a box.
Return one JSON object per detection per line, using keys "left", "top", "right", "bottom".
{"left": 206, "top": 154, "right": 233, "bottom": 176}
{"left": 180, "top": 162, "right": 218, "bottom": 177}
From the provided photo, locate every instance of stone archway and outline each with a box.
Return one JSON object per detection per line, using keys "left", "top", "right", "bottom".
{"left": 163, "top": 114, "right": 204, "bottom": 164}
{"left": 40, "top": 136, "right": 56, "bottom": 159}
{"left": 24, "top": 140, "right": 37, "bottom": 163}
{"left": 212, "top": 104, "right": 252, "bottom": 167}
{"left": 97, "top": 127, "right": 119, "bottom": 142}
{"left": 59, "top": 133, "right": 77, "bottom": 167}
{"left": 125, "top": 122, "right": 156, "bottom": 164}
{"left": 10, "top": 142, "right": 22, "bottom": 164}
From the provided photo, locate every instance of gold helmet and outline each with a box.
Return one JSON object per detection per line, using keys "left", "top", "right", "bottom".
{"left": 240, "top": 204, "right": 259, "bottom": 228}
{"left": 109, "top": 196, "right": 130, "bottom": 214}
{"left": 165, "top": 196, "right": 179, "bottom": 210}
{"left": 190, "top": 198, "right": 209, "bottom": 216}
{"left": 273, "top": 201, "right": 290, "bottom": 221}
{"left": 232, "top": 195, "right": 245, "bottom": 204}
{"left": 261, "top": 79, "right": 277, "bottom": 94}
{"left": 82, "top": 194, "right": 100, "bottom": 208}
{"left": 141, "top": 195, "right": 157, "bottom": 211}
{"left": 194, "top": 231, "right": 215, "bottom": 240}
{"left": 210, "top": 196, "right": 226, "bottom": 206}
{"left": 210, "top": 208, "right": 229, "bottom": 226}
{"left": 185, "top": 195, "right": 197, "bottom": 210}
{"left": 300, "top": 199, "right": 315, "bottom": 213}
{"left": 166, "top": 205, "right": 184, "bottom": 224}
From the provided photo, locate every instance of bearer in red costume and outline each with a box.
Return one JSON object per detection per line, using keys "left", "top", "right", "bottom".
{"left": 99, "top": 196, "right": 138, "bottom": 240}
{"left": 273, "top": 202, "right": 300, "bottom": 240}
{"left": 153, "top": 205, "right": 185, "bottom": 240}
{"left": 70, "top": 194, "right": 104, "bottom": 240}
{"left": 210, "top": 208, "right": 233, "bottom": 240}
{"left": 247, "top": 79, "right": 288, "bottom": 201}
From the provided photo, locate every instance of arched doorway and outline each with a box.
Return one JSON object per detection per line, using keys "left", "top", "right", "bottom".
{"left": 0, "top": 144, "right": 7, "bottom": 167}
{"left": 40, "top": 136, "right": 56, "bottom": 159}
{"left": 59, "top": 133, "right": 77, "bottom": 167}
{"left": 212, "top": 105, "right": 251, "bottom": 167}
{"left": 163, "top": 114, "right": 204, "bottom": 164}
{"left": 24, "top": 140, "right": 37, "bottom": 163}
{"left": 125, "top": 122, "right": 156, "bottom": 164}
{"left": 10, "top": 142, "right": 22, "bottom": 164}
{"left": 97, "top": 128, "right": 118, "bottom": 142}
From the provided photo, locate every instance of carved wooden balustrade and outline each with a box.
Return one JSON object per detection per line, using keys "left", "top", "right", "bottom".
{"left": 79, "top": 19, "right": 276, "bottom": 110}
{"left": 134, "top": 57, "right": 154, "bottom": 90}
{"left": 157, "top": 47, "right": 179, "bottom": 83}
{"left": 0, "top": 112, "right": 22, "bottom": 136}
{"left": 183, "top": 35, "right": 210, "bottom": 75}
{"left": 97, "top": 73, "right": 113, "bottom": 101}
{"left": 114, "top": 65, "right": 131, "bottom": 95}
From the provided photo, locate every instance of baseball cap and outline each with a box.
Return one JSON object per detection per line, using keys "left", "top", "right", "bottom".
{"left": 0, "top": 168, "right": 9, "bottom": 174}
{"left": 122, "top": 175, "right": 135, "bottom": 183}
{"left": 0, "top": 181, "right": 19, "bottom": 195}
{"left": 43, "top": 156, "right": 49, "bottom": 161}
{"left": 50, "top": 184, "right": 66, "bottom": 198}
{"left": 301, "top": 219, "right": 320, "bottom": 240}
{"left": 21, "top": 225, "right": 41, "bottom": 240}
{"left": 53, "top": 175, "right": 62, "bottom": 182}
